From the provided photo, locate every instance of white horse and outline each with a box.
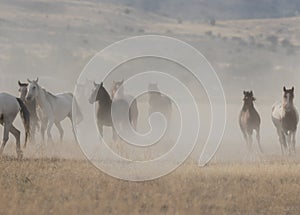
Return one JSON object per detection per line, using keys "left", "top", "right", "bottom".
{"left": 26, "top": 78, "right": 82, "bottom": 143}
{"left": 272, "top": 87, "right": 299, "bottom": 155}
{"left": 0, "top": 93, "right": 30, "bottom": 158}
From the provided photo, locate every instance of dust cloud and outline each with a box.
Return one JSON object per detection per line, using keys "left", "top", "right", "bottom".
{"left": 0, "top": 0, "right": 299, "bottom": 164}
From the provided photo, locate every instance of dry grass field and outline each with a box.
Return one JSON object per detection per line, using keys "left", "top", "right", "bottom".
{"left": 1, "top": 155, "right": 300, "bottom": 214}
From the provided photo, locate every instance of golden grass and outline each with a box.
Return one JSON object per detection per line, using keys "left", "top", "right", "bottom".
{"left": 1, "top": 157, "right": 300, "bottom": 214}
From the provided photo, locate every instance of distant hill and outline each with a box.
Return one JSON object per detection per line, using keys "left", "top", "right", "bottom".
{"left": 104, "top": 0, "right": 300, "bottom": 20}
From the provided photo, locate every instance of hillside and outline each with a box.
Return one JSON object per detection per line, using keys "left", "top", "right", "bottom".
{"left": 0, "top": 0, "right": 299, "bottom": 101}
{"left": 105, "top": 0, "right": 300, "bottom": 20}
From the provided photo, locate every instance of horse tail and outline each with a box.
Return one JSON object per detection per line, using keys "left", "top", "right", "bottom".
{"left": 16, "top": 98, "right": 30, "bottom": 145}
{"left": 129, "top": 99, "right": 138, "bottom": 125}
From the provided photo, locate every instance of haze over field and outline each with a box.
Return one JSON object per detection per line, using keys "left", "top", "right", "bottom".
{"left": 1, "top": 0, "right": 299, "bottom": 160}
{"left": 1, "top": 0, "right": 300, "bottom": 214}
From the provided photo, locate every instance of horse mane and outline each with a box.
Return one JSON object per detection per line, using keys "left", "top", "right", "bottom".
{"left": 41, "top": 88, "right": 57, "bottom": 100}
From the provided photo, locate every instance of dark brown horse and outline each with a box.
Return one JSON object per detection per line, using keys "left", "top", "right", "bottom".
{"left": 89, "top": 82, "right": 130, "bottom": 141}
{"left": 272, "top": 87, "right": 299, "bottom": 154}
{"left": 239, "top": 91, "right": 263, "bottom": 152}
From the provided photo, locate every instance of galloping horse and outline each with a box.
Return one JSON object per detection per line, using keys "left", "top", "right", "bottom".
{"left": 148, "top": 83, "right": 172, "bottom": 124}
{"left": 272, "top": 87, "right": 299, "bottom": 154}
{"left": 26, "top": 78, "right": 82, "bottom": 143}
{"left": 0, "top": 93, "right": 30, "bottom": 158}
{"left": 89, "top": 82, "right": 130, "bottom": 140}
{"left": 239, "top": 91, "right": 263, "bottom": 152}
{"left": 111, "top": 80, "right": 139, "bottom": 130}
{"left": 18, "top": 80, "right": 40, "bottom": 142}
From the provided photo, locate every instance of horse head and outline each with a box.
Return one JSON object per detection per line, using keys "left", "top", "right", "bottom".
{"left": 283, "top": 86, "right": 295, "bottom": 106}
{"left": 26, "top": 78, "right": 39, "bottom": 102}
{"left": 18, "top": 80, "right": 29, "bottom": 99}
{"left": 111, "top": 79, "right": 124, "bottom": 98}
{"left": 89, "top": 82, "right": 111, "bottom": 104}
{"left": 243, "top": 90, "right": 256, "bottom": 107}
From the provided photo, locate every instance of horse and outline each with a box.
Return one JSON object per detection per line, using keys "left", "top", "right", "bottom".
{"left": 0, "top": 92, "right": 30, "bottom": 158}
{"left": 272, "top": 87, "right": 299, "bottom": 155}
{"left": 111, "top": 80, "right": 139, "bottom": 130}
{"left": 89, "top": 82, "right": 130, "bottom": 141}
{"left": 239, "top": 91, "right": 263, "bottom": 152}
{"left": 26, "top": 78, "right": 82, "bottom": 143}
{"left": 18, "top": 80, "right": 40, "bottom": 142}
{"left": 148, "top": 83, "right": 172, "bottom": 124}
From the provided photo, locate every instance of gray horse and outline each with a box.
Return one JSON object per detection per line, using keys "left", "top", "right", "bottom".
{"left": 239, "top": 91, "right": 263, "bottom": 152}
{"left": 111, "top": 80, "right": 139, "bottom": 130}
{"left": 272, "top": 87, "right": 299, "bottom": 155}
{"left": 0, "top": 93, "right": 30, "bottom": 158}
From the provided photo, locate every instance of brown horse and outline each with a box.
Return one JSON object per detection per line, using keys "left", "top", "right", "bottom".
{"left": 239, "top": 91, "right": 263, "bottom": 152}
{"left": 272, "top": 87, "right": 299, "bottom": 155}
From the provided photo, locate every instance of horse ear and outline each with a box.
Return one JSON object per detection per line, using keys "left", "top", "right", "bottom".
{"left": 100, "top": 82, "right": 103, "bottom": 87}
{"left": 36, "top": 77, "right": 39, "bottom": 83}
{"left": 283, "top": 86, "right": 287, "bottom": 92}
{"left": 94, "top": 81, "right": 97, "bottom": 87}
{"left": 27, "top": 79, "right": 32, "bottom": 83}
{"left": 243, "top": 91, "right": 246, "bottom": 95}
{"left": 250, "top": 91, "right": 253, "bottom": 96}
{"left": 292, "top": 86, "right": 294, "bottom": 92}
{"left": 18, "top": 80, "right": 22, "bottom": 86}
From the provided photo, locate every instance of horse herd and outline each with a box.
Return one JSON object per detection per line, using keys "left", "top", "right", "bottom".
{"left": 0, "top": 77, "right": 298, "bottom": 159}
{"left": 0, "top": 78, "right": 172, "bottom": 159}
{"left": 240, "top": 87, "right": 299, "bottom": 155}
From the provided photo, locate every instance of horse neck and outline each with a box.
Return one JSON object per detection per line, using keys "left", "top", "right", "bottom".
{"left": 35, "top": 87, "right": 53, "bottom": 112}
{"left": 20, "top": 91, "right": 27, "bottom": 101}
{"left": 96, "top": 92, "right": 112, "bottom": 109}
{"left": 283, "top": 98, "right": 294, "bottom": 111}
{"left": 242, "top": 102, "right": 254, "bottom": 111}
{"left": 112, "top": 88, "right": 124, "bottom": 99}
{"left": 150, "top": 91, "right": 161, "bottom": 98}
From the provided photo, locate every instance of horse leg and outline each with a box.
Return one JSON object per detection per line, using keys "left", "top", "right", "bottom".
{"left": 31, "top": 119, "right": 39, "bottom": 144}
{"left": 55, "top": 122, "right": 64, "bottom": 142}
{"left": 241, "top": 128, "right": 248, "bottom": 148}
{"left": 47, "top": 120, "right": 54, "bottom": 144}
{"left": 132, "top": 116, "right": 138, "bottom": 131}
{"left": 255, "top": 128, "right": 263, "bottom": 153}
{"left": 10, "top": 125, "right": 22, "bottom": 159}
{"left": 248, "top": 133, "right": 253, "bottom": 152}
{"left": 286, "top": 132, "right": 292, "bottom": 155}
{"left": 112, "top": 126, "right": 118, "bottom": 142}
{"left": 40, "top": 118, "right": 48, "bottom": 143}
{"left": 246, "top": 129, "right": 253, "bottom": 152}
{"left": 0, "top": 121, "right": 11, "bottom": 156}
{"left": 276, "top": 128, "right": 285, "bottom": 155}
{"left": 292, "top": 131, "right": 296, "bottom": 153}
{"left": 281, "top": 132, "right": 287, "bottom": 155}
